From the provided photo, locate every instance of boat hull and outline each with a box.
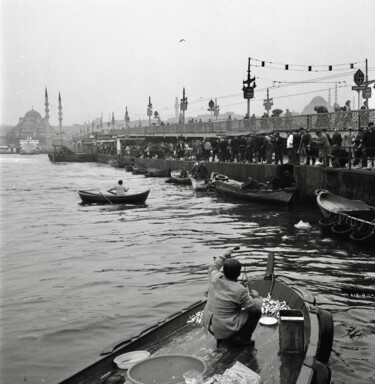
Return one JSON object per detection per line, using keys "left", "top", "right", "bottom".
{"left": 78, "top": 190, "right": 150, "bottom": 205}
{"left": 53, "top": 273, "right": 333, "bottom": 384}
{"left": 168, "top": 170, "right": 191, "bottom": 185}
{"left": 189, "top": 177, "right": 212, "bottom": 190}
{"left": 144, "top": 168, "right": 171, "bottom": 177}
{"left": 215, "top": 179, "right": 295, "bottom": 204}
{"left": 315, "top": 189, "right": 375, "bottom": 243}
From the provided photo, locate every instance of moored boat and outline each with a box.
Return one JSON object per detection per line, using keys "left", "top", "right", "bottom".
{"left": 131, "top": 166, "right": 148, "bottom": 175}
{"left": 78, "top": 189, "right": 150, "bottom": 205}
{"left": 144, "top": 168, "right": 171, "bottom": 177}
{"left": 48, "top": 145, "right": 96, "bottom": 163}
{"left": 166, "top": 170, "right": 191, "bottom": 185}
{"left": 315, "top": 189, "right": 375, "bottom": 243}
{"left": 214, "top": 176, "right": 296, "bottom": 204}
{"left": 189, "top": 176, "right": 213, "bottom": 191}
{"left": 53, "top": 252, "right": 333, "bottom": 384}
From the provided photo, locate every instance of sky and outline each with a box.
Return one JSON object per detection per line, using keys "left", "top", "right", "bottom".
{"left": 1, "top": 0, "right": 375, "bottom": 126}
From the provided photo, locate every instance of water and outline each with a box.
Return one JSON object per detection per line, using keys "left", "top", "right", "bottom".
{"left": 0, "top": 155, "right": 374, "bottom": 384}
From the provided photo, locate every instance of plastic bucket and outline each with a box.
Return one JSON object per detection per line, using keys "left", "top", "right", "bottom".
{"left": 127, "top": 354, "right": 206, "bottom": 384}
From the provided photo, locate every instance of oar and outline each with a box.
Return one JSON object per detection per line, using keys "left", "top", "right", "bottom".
{"left": 99, "top": 191, "right": 114, "bottom": 205}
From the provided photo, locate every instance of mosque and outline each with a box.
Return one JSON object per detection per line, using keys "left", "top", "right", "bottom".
{"left": 5, "top": 88, "right": 60, "bottom": 151}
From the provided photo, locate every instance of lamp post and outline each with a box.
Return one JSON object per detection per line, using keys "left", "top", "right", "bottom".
{"left": 180, "top": 88, "right": 188, "bottom": 125}
{"left": 111, "top": 112, "right": 115, "bottom": 131}
{"left": 147, "top": 97, "right": 153, "bottom": 128}
{"left": 125, "top": 106, "right": 130, "bottom": 135}
{"left": 208, "top": 99, "right": 215, "bottom": 119}
{"left": 242, "top": 58, "right": 256, "bottom": 118}
{"left": 214, "top": 98, "right": 220, "bottom": 120}
{"left": 263, "top": 88, "right": 273, "bottom": 117}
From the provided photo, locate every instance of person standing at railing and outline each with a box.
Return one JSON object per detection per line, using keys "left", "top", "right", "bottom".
{"left": 361, "top": 122, "right": 375, "bottom": 169}
{"left": 342, "top": 128, "right": 355, "bottom": 165}
{"left": 273, "top": 132, "right": 284, "bottom": 165}
{"left": 286, "top": 130, "right": 296, "bottom": 164}
{"left": 342, "top": 100, "right": 352, "bottom": 130}
{"left": 315, "top": 130, "right": 331, "bottom": 167}
{"left": 298, "top": 127, "right": 310, "bottom": 165}
{"left": 293, "top": 129, "right": 301, "bottom": 164}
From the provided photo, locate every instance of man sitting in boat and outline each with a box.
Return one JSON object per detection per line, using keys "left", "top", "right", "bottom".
{"left": 195, "top": 161, "right": 210, "bottom": 179}
{"left": 202, "top": 250, "right": 262, "bottom": 347}
{"left": 190, "top": 162, "right": 199, "bottom": 177}
{"left": 108, "top": 180, "right": 128, "bottom": 195}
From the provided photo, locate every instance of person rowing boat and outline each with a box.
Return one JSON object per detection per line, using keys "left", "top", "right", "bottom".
{"left": 107, "top": 179, "right": 128, "bottom": 195}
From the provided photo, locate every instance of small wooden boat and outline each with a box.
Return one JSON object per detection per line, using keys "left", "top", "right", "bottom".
{"left": 78, "top": 189, "right": 150, "bottom": 205}
{"left": 214, "top": 177, "right": 296, "bottom": 204}
{"left": 54, "top": 253, "right": 333, "bottom": 384}
{"left": 315, "top": 189, "right": 375, "bottom": 243}
{"left": 144, "top": 168, "right": 171, "bottom": 177}
{"left": 131, "top": 166, "right": 148, "bottom": 175}
{"left": 124, "top": 165, "right": 134, "bottom": 172}
{"left": 108, "top": 158, "right": 126, "bottom": 168}
{"left": 167, "top": 170, "right": 191, "bottom": 185}
{"left": 189, "top": 176, "right": 213, "bottom": 191}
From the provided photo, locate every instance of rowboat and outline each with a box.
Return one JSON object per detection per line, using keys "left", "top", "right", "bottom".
{"left": 78, "top": 189, "right": 150, "bottom": 205}
{"left": 166, "top": 170, "right": 191, "bottom": 185}
{"left": 316, "top": 189, "right": 375, "bottom": 243}
{"left": 189, "top": 176, "right": 213, "bottom": 191}
{"left": 144, "top": 168, "right": 171, "bottom": 177}
{"left": 214, "top": 177, "right": 296, "bottom": 204}
{"left": 54, "top": 252, "right": 333, "bottom": 384}
{"left": 132, "top": 166, "right": 148, "bottom": 175}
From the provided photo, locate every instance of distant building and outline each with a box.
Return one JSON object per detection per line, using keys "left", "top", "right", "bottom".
{"left": 5, "top": 88, "right": 58, "bottom": 150}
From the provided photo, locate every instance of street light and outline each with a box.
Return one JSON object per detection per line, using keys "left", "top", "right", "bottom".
{"left": 147, "top": 97, "right": 153, "bottom": 128}
{"left": 125, "top": 106, "right": 130, "bottom": 135}
{"left": 242, "top": 58, "right": 256, "bottom": 118}
{"left": 180, "top": 88, "right": 188, "bottom": 125}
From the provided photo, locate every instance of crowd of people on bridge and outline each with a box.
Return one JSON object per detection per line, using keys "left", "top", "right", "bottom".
{"left": 95, "top": 120, "right": 375, "bottom": 170}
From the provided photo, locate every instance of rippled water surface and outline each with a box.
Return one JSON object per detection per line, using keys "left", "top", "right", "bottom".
{"left": 0, "top": 155, "right": 374, "bottom": 384}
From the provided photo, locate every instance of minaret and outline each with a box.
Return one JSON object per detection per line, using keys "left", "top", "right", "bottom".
{"left": 58, "top": 92, "right": 63, "bottom": 145}
{"left": 45, "top": 87, "right": 50, "bottom": 124}
{"left": 175, "top": 97, "right": 179, "bottom": 119}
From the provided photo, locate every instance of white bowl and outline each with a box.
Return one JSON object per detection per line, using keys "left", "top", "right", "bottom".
{"left": 114, "top": 350, "right": 150, "bottom": 370}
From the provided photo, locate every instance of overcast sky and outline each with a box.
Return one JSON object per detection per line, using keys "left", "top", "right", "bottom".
{"left": 1, "top": 0, "right": 375, "bottom": 126}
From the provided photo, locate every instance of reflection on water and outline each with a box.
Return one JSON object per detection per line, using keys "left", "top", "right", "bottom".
{"left": 0, "top": 155, "right": 374, "bottom": 384}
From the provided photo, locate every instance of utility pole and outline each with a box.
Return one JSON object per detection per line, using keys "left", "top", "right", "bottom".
{"left": 180, "top": 88, "right": 188, "bottom": 125}
{"left": 242, "top": 58, "right": 256, "bottom": 118}
{"left": 263, "top": 88, "right": 273, "bottom": 117}
{"left": 147, "top": 97, "right": 153, "bottom": 128}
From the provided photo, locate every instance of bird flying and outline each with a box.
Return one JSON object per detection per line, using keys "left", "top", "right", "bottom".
{"left": 179, "top": 39, "right": 186, "bottom": 42}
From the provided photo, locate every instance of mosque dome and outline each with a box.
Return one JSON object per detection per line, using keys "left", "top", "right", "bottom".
{"left": 24, "top": 109, "right": 42, "bottom": 121}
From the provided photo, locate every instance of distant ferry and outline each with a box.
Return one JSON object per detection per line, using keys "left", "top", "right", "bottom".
{"left": 19, "top": 138, "right": 41, "bottom": 155}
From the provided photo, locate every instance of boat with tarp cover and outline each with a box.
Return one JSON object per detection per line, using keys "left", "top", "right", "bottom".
{"left": 316, "top": 189, "right": 375, "bottom": 243}
{"left": 214, "top": 176, "right": 296, "bottom": 205}
{"left": 53, "top": 252, "right": 333, "bottom": 384}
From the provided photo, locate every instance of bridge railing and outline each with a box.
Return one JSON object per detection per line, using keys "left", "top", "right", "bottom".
{"left": 129, "top": 108, "right": 374, "bottom": 137}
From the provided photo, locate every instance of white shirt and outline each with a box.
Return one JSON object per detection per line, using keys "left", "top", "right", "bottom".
{"left": 287, "top": 134, "right": 294, "bottom": 149}
{"left": 115, "top": 184, "right": 127, "bottom": 195}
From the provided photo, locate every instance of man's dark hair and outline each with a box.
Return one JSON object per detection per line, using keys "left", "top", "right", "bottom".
{"left": 223, "top": 259, "right": 242, "bottom": 281}
{"left": 118, "top": 180, "right": 123, "bottom": 185}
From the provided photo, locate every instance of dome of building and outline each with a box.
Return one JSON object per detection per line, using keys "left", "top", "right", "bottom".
{"left": 24, "top": 109, "right": 42, "bottom": 121}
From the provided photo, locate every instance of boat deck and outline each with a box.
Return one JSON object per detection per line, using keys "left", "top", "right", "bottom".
{"left": 95, "top": 312, "right": 305, "bottom": 384}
